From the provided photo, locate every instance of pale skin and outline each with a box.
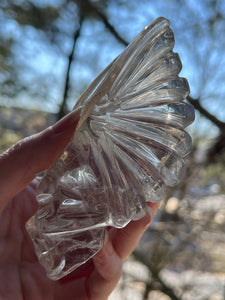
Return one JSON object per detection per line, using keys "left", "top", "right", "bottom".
{"left": 0, "top": 109, "right": 159, "bottom": 300}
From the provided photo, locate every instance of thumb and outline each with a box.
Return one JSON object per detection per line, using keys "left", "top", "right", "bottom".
{"left": 0, "top": 107, "right": 81, "bottom": 211}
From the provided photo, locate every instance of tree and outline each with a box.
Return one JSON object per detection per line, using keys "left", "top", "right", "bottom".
{"left": 1, "top": 0, "right": 224, "bottom": 157}
{"left": 0, "top": 0, "right": 225, "bottom": 299}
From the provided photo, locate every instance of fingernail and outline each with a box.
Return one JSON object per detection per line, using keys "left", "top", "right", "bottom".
{"left": 51, "top": 106, "right": 82, "bottom": 136}
{"left": 147, "top": 206, "right": 155, "bottom": 224}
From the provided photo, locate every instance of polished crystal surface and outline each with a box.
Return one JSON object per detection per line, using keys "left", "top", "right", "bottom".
{"left": 26, "top": 17, "right": 195, "bottom": 280}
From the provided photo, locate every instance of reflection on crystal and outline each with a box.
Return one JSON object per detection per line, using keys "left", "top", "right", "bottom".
{"left": 26, "top": 17, "right": 195, "bottom": 280}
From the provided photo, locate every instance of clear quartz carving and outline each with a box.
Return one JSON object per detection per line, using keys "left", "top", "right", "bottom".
{"left": 26, "top": 17, "right": 195, "bottom": 280}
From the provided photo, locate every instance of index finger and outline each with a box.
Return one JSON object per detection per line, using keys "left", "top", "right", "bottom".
{"left": 0, "top": 108, "right": 81, "bottom": 211}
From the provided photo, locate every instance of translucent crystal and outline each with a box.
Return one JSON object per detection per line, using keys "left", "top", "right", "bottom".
{"left": 26, "top": 17, "right": 195, "bottom": 280}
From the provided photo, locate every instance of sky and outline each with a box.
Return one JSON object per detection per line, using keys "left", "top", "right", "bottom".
{"left": 0, "top": 0, "right": 225, "bottom": 140}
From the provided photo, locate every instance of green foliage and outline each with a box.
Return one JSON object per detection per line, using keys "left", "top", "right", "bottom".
{"left": 12, "top": 4, "right": 59, "bottom": 30}
{"left": 0, "top": 106, "right": 55, "bottom": 153}
{"left": 0, "top": 128, "right": 21, "bottom": 153}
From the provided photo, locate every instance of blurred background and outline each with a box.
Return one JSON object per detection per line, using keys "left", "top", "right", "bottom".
{"left": 0, "top": 0, "right": 225, "bottom": 299}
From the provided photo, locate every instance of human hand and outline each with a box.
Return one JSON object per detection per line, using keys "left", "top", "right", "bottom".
{"left": 0, "top": 108, "right": 158, "bottom": 300}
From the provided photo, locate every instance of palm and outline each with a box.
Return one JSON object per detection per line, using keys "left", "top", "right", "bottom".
{"left": 0, "top": 184, "right": 91, "bottom": 300}
{"left": 0, "top": 185, "right": 50, "bottom": 298}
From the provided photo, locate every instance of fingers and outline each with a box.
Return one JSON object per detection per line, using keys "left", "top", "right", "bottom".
{"left": 86, "top": 231, "right": 122, "bottom": 300}
{"left": 0, "top": 107, "right": 81, "bottom": 211}
{"left": 110, "top": 202, "right": 159, "bottom": 260}
{"left": 84, "top": 203, "right": 159, "bottom": 299}
{"left": 56, "top": 203, "right": 159, "bottom": 300}
{"left": 55, "top": 232, "right": 122, "bottom": 300}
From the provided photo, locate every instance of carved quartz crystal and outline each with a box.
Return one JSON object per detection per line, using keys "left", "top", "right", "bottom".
{"left": 26, "top": 17, "right": 195, "bottom": 280}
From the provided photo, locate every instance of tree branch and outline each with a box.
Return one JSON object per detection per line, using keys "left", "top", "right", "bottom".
{"left": 57, "top": 12, "right": 84, "bottom": 120}
{"left": 133, "top": 250, "right": 181, "bottom": 300}
{"left": 90, "top": 2, "right": 129, "bottom": 46}
{"left": 187, "top": 95, "right": 225, "bottom": 130}
{"left": 187, "top": 95, "right": 225, "bottom": 160}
